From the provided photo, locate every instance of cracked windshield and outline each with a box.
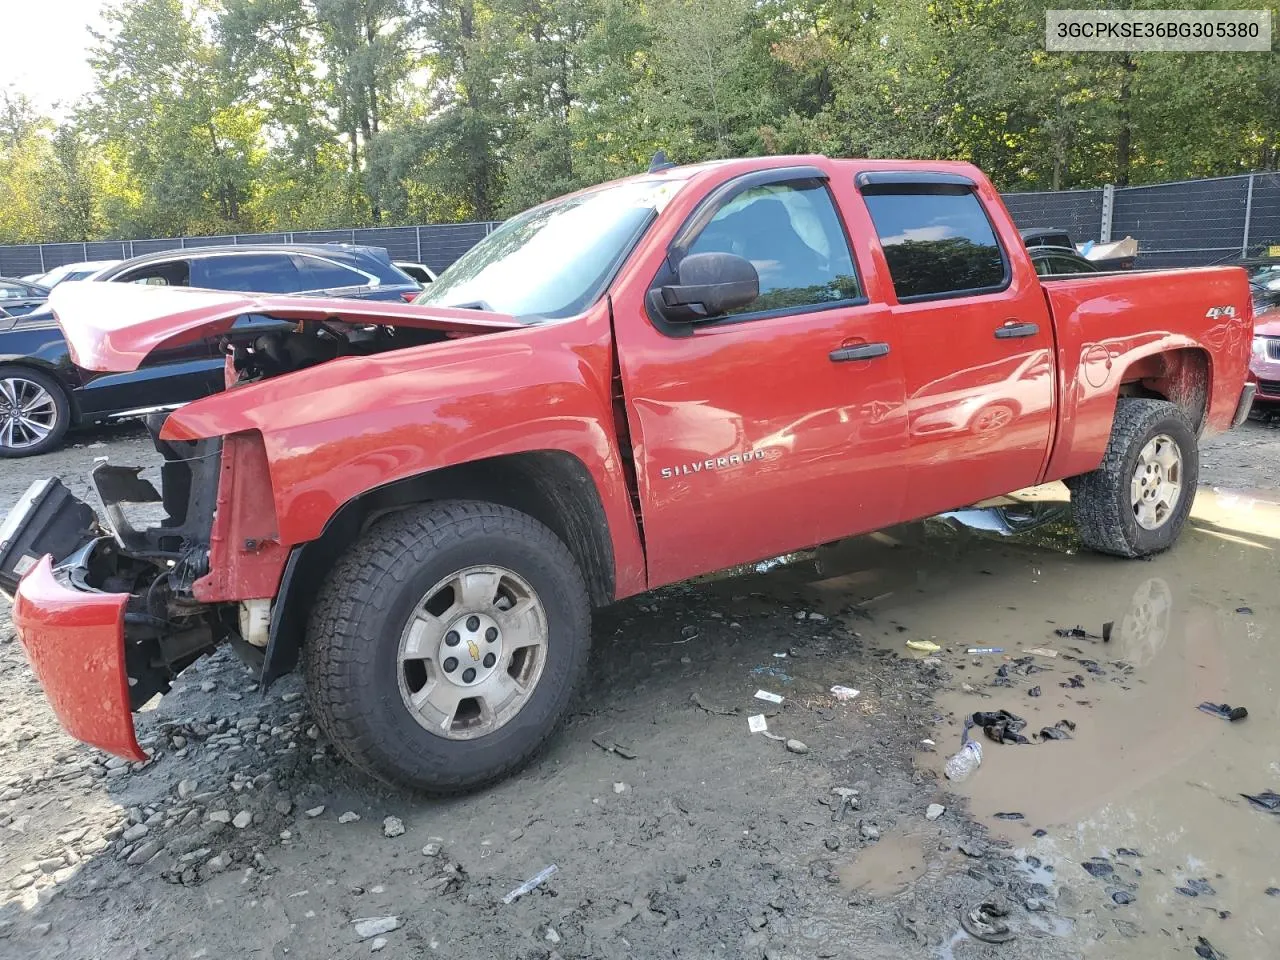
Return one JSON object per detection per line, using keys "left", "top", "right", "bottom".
{"left": 1, "top": 2, "right": 1278, "bottom": 959}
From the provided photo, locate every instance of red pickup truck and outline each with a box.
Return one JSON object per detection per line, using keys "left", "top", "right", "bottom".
{"left": 1, "top": 156, "right": 1255, "bottom": 794}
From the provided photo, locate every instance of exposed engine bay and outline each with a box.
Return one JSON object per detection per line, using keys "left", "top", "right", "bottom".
{"left": 222, "top": 318, "right": 452, "bottom": 384}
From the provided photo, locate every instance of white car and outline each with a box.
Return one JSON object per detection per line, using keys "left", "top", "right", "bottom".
{"left": 393, "top": 261, "right": 437, "bottom": 284}
{"left": 29, "top": 260, "right": 123, "bottom": 288}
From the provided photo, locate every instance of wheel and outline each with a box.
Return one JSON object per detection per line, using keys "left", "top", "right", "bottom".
{"left": 1070, "top": 398, "right": 1198, "bottom": 557}
{"left": 0, "top": 365, "right": 72, "bottom": 458}
{"left": 304, "top": 500, "right": 591, "bottom": 794}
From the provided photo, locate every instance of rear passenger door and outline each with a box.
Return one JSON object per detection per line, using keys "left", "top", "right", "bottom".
{"left": 291, "top": 254, "right": 377, "bottom": 296}
{"left": 858, "top": 173, "right": 1055, "bottom": 515}
{"left": 190, "top": 253, "right": 302, "bottom": 293}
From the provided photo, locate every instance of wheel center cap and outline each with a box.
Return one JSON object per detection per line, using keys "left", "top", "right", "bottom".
{"left": 438, "top": 611, "right": 502, "bottom": 687}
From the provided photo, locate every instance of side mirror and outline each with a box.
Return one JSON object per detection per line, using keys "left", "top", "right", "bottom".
{"left": 650, "top": 252, "right": 759, "bottom": 323}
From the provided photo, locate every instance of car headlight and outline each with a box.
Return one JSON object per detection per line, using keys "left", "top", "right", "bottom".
{"left": 1255, "top": 335, "right": 1269, "bottom": 359}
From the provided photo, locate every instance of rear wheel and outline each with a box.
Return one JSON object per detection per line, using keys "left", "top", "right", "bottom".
{"left": 1070, "top": 398, "right": 1198, "bottom": 557}
{"left": 304, "top": 500, "right": 591, "bottom": 794}
{"left": 0, "top": 365, "right": 71, "bottom": 458}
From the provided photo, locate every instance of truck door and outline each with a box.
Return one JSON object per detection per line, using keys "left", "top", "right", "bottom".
{"left": 857, "top": 173, "right": 1055, "bottom": 516}
{"left": 613, "top": 167, "right": 910, "bottom": 588}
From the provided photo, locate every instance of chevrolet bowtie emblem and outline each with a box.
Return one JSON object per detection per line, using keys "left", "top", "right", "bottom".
{"left": 467, "top": 639, "right": 481, "bottom": 661}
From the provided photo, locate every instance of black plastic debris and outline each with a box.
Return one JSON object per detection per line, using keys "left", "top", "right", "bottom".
{"left": 973, "top": 710, "right": 1030, "bottom": 745}
{"left": 1240, "top": 789, "right": 1280, "bottom": 812}
{"left": 1032, "top": 829, "right": 1047, "bottom": 838}
{"left": 1194, "top": 935, "right": 1227, "bottom": 959}
{"left": 1060, "top": 675, "right": 1086, "bottom": 689}
{"left": 959, "top": 901, "right": 1014, "bottom": 944}
{"left": 994, "top": 811, "right": 1025, "bottom": 821}
{"left": 1235, "top": 606, "right": 1253, "bottom": 615}
{"left": 1116, "top": 847, "right": 1141, "bottom": 858}
{"left": 1218, "top": 910, "right": 1231, "bottom": 920}
{"left": 1028, "top": 686, "right": 1041, "bottom": 697}
{"left": 1185, "top": 878, "right": 1216, "bottom": 896}
{"left": 1039, "top": 725, "right": 1071, "bottom": 741}
{"left": 1054, "top": 625, "right": 1101, "bottom": 640}
{"left": 1265, "top": 887, "right": 1280, "bottom": 897}
{"left": 1082, "top": 858, "right": 1114, "bottom": 878}
{"left": 1102, "top": 621, "right": 1114, "bottom": 642}
{"left": 1198, "top": 702, "right": 1248, "bottom": 722}
{"left": 1111, "top": 890, "right": 1136, "bottom": 905}
{"left": 1058, "top": 718, "right": 1077, "bottom": 732}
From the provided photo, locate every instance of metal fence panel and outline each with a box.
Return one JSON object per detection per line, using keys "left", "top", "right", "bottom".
{"left": 290, "top": 229, "right": 358, "bottom": 245}
{"left": 416, "top": 223, "right": 494, "bottom": 272}
{"left": 0, "top": 245, "right": 44, "bottom": 277}
{"left": 84, "top": 241, "right": 129, "bottom": 261}
{"left": 1246, "top": 172, "right": 1280, "bottom": 258}
{"left": 1111, "top": 175, "right": 1249, "bottom": 266}
{"left": 353, "top": 227, "right": 419, "bottom": 261}
{"left": 1001, "top": 189, "right": 1104, "bottom": 243}
{"left": 130, "top": 238, "right": 185, "bottom": 257}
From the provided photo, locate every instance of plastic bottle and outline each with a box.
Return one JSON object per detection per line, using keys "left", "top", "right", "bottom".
{"left": 945, "top": 738, "right": 983, "bottom": 782}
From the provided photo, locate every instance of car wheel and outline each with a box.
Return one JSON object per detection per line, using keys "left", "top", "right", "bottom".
{"left": 1071, "top": 398, "right": 1198, "bottom": 557}
{"left": 0, "top": 365, "right": 72, "bottom": 458}
{"left": 304, "top": 499, "right": 592, "bottom": 794}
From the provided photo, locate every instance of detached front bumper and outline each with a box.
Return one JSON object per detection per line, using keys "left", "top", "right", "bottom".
{"left": 12, "top": 554, "right": 144, "bottom": 760}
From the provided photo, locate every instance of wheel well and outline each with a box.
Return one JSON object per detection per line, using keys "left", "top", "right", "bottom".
{"left": 1116, "top": 347, "right": 1210, "bottom": 433}
{"left": 261, "top": 451, "right": 617, "bottom": 685}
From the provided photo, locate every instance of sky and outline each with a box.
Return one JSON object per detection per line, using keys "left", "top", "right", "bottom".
{"left": 0, "top": 0, "right": 107, "bottom": 117}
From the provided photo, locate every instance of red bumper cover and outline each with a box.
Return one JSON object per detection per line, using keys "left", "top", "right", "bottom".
{"left": 12, "top": 556, "right": 144, "bottom": 760}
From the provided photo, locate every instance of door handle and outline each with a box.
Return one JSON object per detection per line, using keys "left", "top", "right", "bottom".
{"left": 829, "top": 342, "right": 890, "bottom": 362}
{"left": 994, "top": 321, "right": 1039, "bottom": 339}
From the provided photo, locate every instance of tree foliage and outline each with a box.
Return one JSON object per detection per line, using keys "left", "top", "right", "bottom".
{"left": 2, "top": 0, "right": 1278, "bottom": 244}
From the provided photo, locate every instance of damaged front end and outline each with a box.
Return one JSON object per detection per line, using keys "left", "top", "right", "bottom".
{"left": 2, "top": 416, "right": 230, "bottom": 756}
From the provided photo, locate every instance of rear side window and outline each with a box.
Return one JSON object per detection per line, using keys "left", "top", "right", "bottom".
{"left": 862, "top": 189, "right": 1007, "bottom": 301}
{"left": 687, "top": 181, "right": 861, "bottom": 315}
{"left": 293, "top": 255, "right": 373, "bottom": 290}
{"left": 193, "top": 254, "right": 301, "bottom": 293}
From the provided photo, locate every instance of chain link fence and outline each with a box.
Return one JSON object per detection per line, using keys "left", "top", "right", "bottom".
{"left": 3, "top": 172, "right": 1279, "bottom": 278}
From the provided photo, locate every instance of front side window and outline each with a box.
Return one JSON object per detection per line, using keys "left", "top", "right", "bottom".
{"left": 687, "top": 181, "right": 860, "bottom": 315}
{"left": 863, "top": 188, "right": 1007, "bottom": 300}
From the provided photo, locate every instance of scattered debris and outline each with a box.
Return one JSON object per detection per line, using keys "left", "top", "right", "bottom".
{"left": 1198, "top": 702, "right": 1248, "bottom": 722}
{"left": 1240, "top": 790, "right": 1280, "bottom": 813}
{"left": 1054, "top": 625, "right": 1101, "bottom": 640}
{"left": 785, "top": 739, "right": 809, "bottom": 755}
{"left": 754, "top": 690, "right": 784, "bottom": 705}
{"left": 1082, "top": 858, "right": 1114, "bottom": 878}
{"left": 959, "top": 900, "right": 1014, "bottom": 944}
{"left": 925, "top": 803, "right": 945, "bottom": 821}
{"left": 591, "top": 737, "right": 637, "bottom": 759}
{"left": 613, "top": 782, "right": 628, "bottom": 794}
{"left": 967, "top": 647, "right": 1004, "bottom": 655}
{"left": 747, "top": 715, "right": 768, "bottom": 734}
{"left": 906, "top": 640, "right": 941, "bottom": 653}
{"left": 338, "top": 811, "right": 361, "bottom": 824}
{"left": 1028, "top": 686, "right": 1041, "bottom": 697}
{"left": 829, "top": 685, "right": 860, "bottom": 701}
{"left": 1102, "top": 621, "right": 1114, "bottom": 642}
{"left": 305, "top": 806, "right": 325, "bottom": 818}
{"left": 382, "top": 817, "right": 406, "bottom": 838}
{"left": 1060, "top": 675, "right": 1086, "bottom": 689}
{"left": 1111, "top": 890, "right": 1136, "bottom": 905}
{"left": 690, "top": 692, "right": 737, "bottom": 716}
{"left": 1235, "top": 606, "right": 1253, "bottom": 615}
{"left": 1194, "top": 935, "right": 1227, "bottom": 959}
{"left": 972, "top": 710, "right": 1030, "bottom": 745}
{"left": 993, "top": 812, "right": 1025, "bottom": 821}
{"left": 1175, "top": 878, "right": 1216, "bottom": 897}
{"left": 353, "top": 917, "right": 400, "bottom": 939}
{"left": 1023, "top": 648, "right": 1058, "bottom": 659}
{"left": 944, "top": 739, "right": 982, "bottom": 782}
{"left": 502, "top": 864, "right": 558, "bottom": 904}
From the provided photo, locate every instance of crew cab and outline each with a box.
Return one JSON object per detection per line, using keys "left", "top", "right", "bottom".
{"left": 1, "top": 156, "right": 1255, "bottom": 794}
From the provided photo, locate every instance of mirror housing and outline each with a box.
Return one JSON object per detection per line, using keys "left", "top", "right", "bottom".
{"left": 650, "top": 252, "right": 759, "bottom": 323}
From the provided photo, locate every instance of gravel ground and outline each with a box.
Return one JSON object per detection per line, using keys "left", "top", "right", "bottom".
{"left": 0, "top": 418, "right": 1276, "bottom": 959}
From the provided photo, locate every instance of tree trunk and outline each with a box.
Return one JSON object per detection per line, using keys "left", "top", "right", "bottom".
{"left": 1115, "top": 54, "right": 1135, "bottom": 187}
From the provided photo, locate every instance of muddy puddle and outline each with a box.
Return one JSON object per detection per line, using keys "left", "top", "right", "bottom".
{"left": 716, "top": 484, "right": 1278, "bottom": 955}
{"left": 755, "top": 484, "right": 1280, "bottom": 958}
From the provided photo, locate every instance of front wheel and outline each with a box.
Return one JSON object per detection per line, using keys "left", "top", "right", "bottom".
{"left": 1070, "top": 398, "right": 1198, "bottom": 557}
{"left": 304, "top": 500, "right": 591, "bottom": 794}
{"left": 0, "top": 365, "right": 72, "bottom": 458}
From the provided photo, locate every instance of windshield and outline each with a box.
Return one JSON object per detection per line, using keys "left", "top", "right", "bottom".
{"left": 415, "top": 178, "right": 685, "bottom": 321}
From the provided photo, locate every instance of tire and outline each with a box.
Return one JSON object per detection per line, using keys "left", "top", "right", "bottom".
{"left": 304, "top": 500, "right": 591, "bottom": 794}
{"left": 0, "top": 364, "right": 72, "bottom": 458}
{"left": 1071, "top": 398, "right": 1198, "bottom": 558}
